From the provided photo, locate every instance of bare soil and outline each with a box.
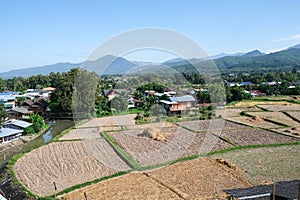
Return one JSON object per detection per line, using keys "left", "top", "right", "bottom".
{"left": 14, "top": 140, "right": 130, "bottom": 196}
{"left": 60, "top": 157, "right": 250, "bottom": 200}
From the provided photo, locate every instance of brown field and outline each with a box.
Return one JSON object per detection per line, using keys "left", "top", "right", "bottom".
{"left": 229, "top": 101, "right": 293, "bottom": 107}
{"left": 285, "top": 111, "right": 300, "bottom": 121}
{"left": 219, "top": 128, "right": 299, "bottom": 146}
{"left": 257, "top": 104, "right": 300, "bottom": 112}
{"left": 77, "top": 114, "right": 137, "bottom": 128}
{"left": 59, "top": 127, "right": 101, "bottom": 140}
{"left": 108, "top": 127, "right": 233, "bottom": 166}
{"left": 177, "top": 119, "right": 249, "bottom": 132}
{"left": 108, "top": 127, "right": 197, "bottom": 166}
{"left": 60, "top": 173, "right": 182, "bottom": 200}
{"left": 247, "top": 111, "right": 300, "bottom": 127}
{"left": 14, "top": 140, "right": 130, "bottom": 196}
{"left": 60, "top": 157, "right": 250, "bottom": 200}
{"left": 60, "top": 126, "right": 122, "bottom": 140}
{"left": 210, "top": 145, "right": 300, "bottom": 185}
{"left": 217, "top": 107, "right": 262, "bottom": 118}
{"left": 226, "top": 116, "right": 282, "bottom": 129}
{"left": 272, "top": 127, "right": 300, "bottom": 137}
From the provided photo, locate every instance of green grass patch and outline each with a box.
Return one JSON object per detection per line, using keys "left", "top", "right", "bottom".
{"left": 101, "top": 132, "right": 140, "bottom": 169}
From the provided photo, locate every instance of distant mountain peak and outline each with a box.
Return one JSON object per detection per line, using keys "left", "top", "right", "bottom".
{"left": 243, "top": 49, "right": 265, "bottom": 57}
{"left": 288, "top": 44, "right": 300, "bottom": 49}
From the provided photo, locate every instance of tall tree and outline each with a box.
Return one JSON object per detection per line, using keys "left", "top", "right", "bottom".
{"left": 0, "top": 104, "right": 7, "bottom": 126}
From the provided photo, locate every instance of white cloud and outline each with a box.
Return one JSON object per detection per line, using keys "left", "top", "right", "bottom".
{"left": 274, "top": 34, "right": 300, "bottom": 42}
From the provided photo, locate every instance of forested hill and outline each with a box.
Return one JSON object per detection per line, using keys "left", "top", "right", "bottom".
{"left": 1, "top": 45, "right": 300, "bottom": 78}
{"left": 172, "top": 48, "right": 300, "bottom": 74}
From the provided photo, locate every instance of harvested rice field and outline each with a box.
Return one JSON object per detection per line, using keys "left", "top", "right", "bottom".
{"left": 210, "top": 145, "right": 300, "bottom": 185}
{"left": 285, "top": 111, "right": 300, "bottom": 121}
{"left": 77, "top": 114, "right": 137, "bottom": 128}
{"left": 60, "top": 157, "right": 250, "bottom": 200}
{"left": 219, "top": 128, "right": 299, "bottom": 146}
{"left": 108, "top": 127, "right": 232, "bottom": 166}
{"left": 247, "top": 111, "right": 300, "bottom": 127}
{"left": 59, "top": 127, "right": 101, "bottom": 140}
{"left": 59, "top": 126, "right": 122, "bottom": 141}
{"left": 177, "top": 119, "right": 249, "bottom": 132}
{"left": 228, "top": 101, "right": 292, "bottom": 107}
{"left": 272, "top": 127, "right": 300, "bottom": 137}
{"left": 14, "top": 140, "right": 130, "bottom": 196}
{"left": 257, "top": 104, "right": 300, "bottom": 112}
{"left": 226, "top": 116, "right": 283, "bottom": 129}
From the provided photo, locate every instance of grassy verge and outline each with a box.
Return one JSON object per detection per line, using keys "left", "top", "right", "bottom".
{"left": 101, "top": 132, "right": 140, "bottom": 169}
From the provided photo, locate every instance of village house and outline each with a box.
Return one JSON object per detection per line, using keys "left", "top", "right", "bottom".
{"left": 160, "top": 95, "right": 197, "bottom": 114}
{"left": 0, "top": 91, "right": 24, "bottom": 109}
{"left": 0, "top": 120, "right": 32, "bottom": 143}
{"left": 103, "top": 89, "right": 129, "bottom": 101}
{"left": 26, "top": 88, "right": 55, "bottom": 100}
{"left": 3, "top": 119, "right": 32, "bottom": 131}
{"left": 20, "top": 98, "right": 48, "bottom": 115}
{"left": 7, "top": 107, "right": 31, "bottom": 120}
{"left": 0, "top": 128, "right": 23, "bottom": 143}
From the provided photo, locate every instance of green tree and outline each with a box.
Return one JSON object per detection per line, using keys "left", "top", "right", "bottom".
{"left": 0, "top": 104, "right": 7, "bottom": 126}
{"left": 226, "top": 86, "right": 252, "bottom": 102}
{"left": 49, "top": 68, "right": 79, "bottom": 116}
{"left": 25, "top": 113, "right": 44, "bottom": 134}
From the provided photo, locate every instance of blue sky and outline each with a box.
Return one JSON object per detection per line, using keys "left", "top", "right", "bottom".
{"left": 1, "top": 0, "right": 300, "bottom": 72}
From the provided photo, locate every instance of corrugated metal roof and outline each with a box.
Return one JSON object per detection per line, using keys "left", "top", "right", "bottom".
{"left": 0, "top": 95, "right": 16, "bottom": 102}
{"left": 10, "top": 120, "right": 32, "bottom": 128}
{"left": 11, "top": 107, "right": 29, "bottom": 114}
{"left": 224, "top": 180, "right": 300, "bottom": 199}
{"left": 0, "top": 128, "right": 23, "bottom": 138}
{"left": 169, "top": 95, "right": 196, "bottom": 102}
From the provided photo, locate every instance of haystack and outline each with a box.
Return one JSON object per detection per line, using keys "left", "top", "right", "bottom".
{"left": 216, "top": 158, "right": 237, "bottom": 170}
{"left": 252, "top": 116, "right": 263, "bottom": 122}
{"left": 284, "top": 129, "right": 293, "bottom": 133}
{"left": 138, "top": 127, "right": 167, "bottom": 142}
{"left": 292, "top": 132, "right": 300, "bottom": 136}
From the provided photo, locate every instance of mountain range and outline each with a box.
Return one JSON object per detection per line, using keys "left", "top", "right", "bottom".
{"left": 1, "top": 44, "right": 300, "bottom": 78}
